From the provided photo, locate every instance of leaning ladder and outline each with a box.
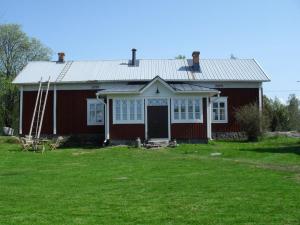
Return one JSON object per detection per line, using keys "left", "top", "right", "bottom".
{"left": 28, "top": 77, "right": 51, "bottom": 140}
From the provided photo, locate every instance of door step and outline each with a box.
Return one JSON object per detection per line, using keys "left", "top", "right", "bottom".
{"left": 145, "top": 139, "right": 170, "bottom": 148}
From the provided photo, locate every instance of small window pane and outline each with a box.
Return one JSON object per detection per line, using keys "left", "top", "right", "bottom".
{"left": 122, "top": 100, "right": 127, "bottom": 120}
{"left": 136, "top": 100, "right": 142, "bottom": 120}
{"left": 188, "top": 99, "right": 193, "bottom": 119}
{"left": 174, "top": 100, "right": 179, "bottom": 120}
{"left": 213, "top": 109, "right": 218, "bottom": 120}
{"left": 195, "top": 99, "right": 200, "bottom": 112}
{"left": 116, "top": 100, "right": 121, "bottom": 120}
{"left": 90, "top": 110, "right": 95, "bottom": 123}
{"left": 220, "top": 108, "right": 225, "bottom": 120}
{"left": 181, "top": 99, "right": 186, "bottom": 119}
{"left": 213, "top": 102, "right": 218, "bottom": 108}
{"left": 96, "top": 104, "right": 103, "bottom": 122}
{"left": 89, "top": 103, "right": 96, "bottom": 124}
{"left": 220, "top": 102, "right": 225, "bottom": 108}
{"left": 129, "top": 100, "right": 135, "bottom": 120}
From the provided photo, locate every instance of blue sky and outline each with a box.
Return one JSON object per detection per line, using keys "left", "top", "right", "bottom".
{"left": 1, "top": 0, "right": 300, "bottom": 101}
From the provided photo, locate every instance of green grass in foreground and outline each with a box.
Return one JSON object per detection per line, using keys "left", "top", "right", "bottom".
{"left": 0, "top": 136, "right": 299, "bottom": 225}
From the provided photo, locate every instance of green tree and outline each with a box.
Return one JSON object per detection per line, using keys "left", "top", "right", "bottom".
{"left": 287, "top": 94, "right": 300, "bottom": 131}
{"left": 263, "top": 95, "right": 290, "bottom": 131}
{"left": 175, "top": 55, "right": 186, "bottom": 59}
{"left": 235, "top": 102, "right": 263, "bottom": 141}
{"left": 0, "top": 24, "right": 52, "bottom": 129}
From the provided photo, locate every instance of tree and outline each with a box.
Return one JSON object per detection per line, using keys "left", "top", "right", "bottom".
{"left": 287, "top": 94, "right": 300, "bottom": 131}
{"left": 175, "top": 55, "right": 186, "bottom": 59}
{"left": 235, "top": 103, "right": 262, "bottom": 141}
{"left": 0, "top": 24, "right": 52, "bottom": 128}
{"left": 235, "top": 102, "right": 265, "bottom": 141}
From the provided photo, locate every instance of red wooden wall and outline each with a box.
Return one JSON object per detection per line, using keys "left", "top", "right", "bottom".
{"left": 109, "top": 99, "right": 145, "bottom": 140}
{"left": 212, "top": 88, "right": 259, "bottom": 132}
{"left": 22, "top": 90, "right": 104, "bottom": 136}
{"left": 23, "top": 91, "right": 53, "bottom": 135}
{"left": 171, "top": 98, "right": 207, "bottom": 139}
{"left": 22, "top": 88, "right": 259, "bottom": 139}
{"left": 56, "top": 90, "right": 104, "bottom": 135}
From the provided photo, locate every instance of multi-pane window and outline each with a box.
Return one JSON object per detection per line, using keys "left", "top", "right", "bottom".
{"left": 113, "top": 98, "right": 144, "bottom": 124}
{"left": 211, "top": 97, "right": 228, "bottom": 123}
{"left": 87, "top": 99, "right": 104, "bottom": 125}
{"left": 172, "top": 98, "right": 203, "bottom": 123}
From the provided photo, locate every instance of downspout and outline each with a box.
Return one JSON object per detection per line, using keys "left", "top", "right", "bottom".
{"left": 96, "top": 94, "right": 109, "bottom": 145}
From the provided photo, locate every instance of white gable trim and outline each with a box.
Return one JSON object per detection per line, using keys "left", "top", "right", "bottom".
{"left": 139, "top": 76, "right": 175, "bottom": 94}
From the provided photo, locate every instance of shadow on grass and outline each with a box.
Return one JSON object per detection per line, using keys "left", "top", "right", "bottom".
{"left": 240, "top": 145, "right": 300, "bottom": 155}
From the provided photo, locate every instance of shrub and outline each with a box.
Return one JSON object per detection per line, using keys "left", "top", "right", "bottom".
{"left": 235, "top": 103, "right": 264, "bottom": 141}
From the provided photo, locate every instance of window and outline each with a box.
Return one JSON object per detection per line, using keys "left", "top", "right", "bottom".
{"left": 113, "top": 98, "right": 144, "bottom": 124}
{"left": 87, "top": 99, "right": 104, "bottom": 125}
{"left": 172, "top": 97, "right": 203, "bottom": 123}
{"left": 211, "top": 97, "right": 228, "bottom": 123}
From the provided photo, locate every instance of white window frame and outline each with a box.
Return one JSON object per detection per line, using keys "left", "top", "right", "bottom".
{"left": 171, "top": 97, "right": 203, "bottom": 123}
{"left": 211, "top": 97, "right": 228, "bottom": 123}
{"left": 113, "top": 98, "right": 144, "bottom": 124}
{"left": 87, "top": 98, "right": 105, "bottom": 126}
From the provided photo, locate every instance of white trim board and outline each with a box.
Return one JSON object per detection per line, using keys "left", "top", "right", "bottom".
{"left": 20, "top": 81, "right": 263, "bottom": 91}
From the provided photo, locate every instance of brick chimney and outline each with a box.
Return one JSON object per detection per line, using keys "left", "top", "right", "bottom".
{"left": 58, "top": 52, "right": 65, "bottom": 63}
{"left": 192, "top": 51, "right": 200, "bottom": 71}
{"left": 131, "top": 48, "right": 137, "bottom": 66}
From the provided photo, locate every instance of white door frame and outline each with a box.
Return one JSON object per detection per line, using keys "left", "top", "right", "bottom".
{"left": 144, "top": 97, "right": 171, "bottom": 140}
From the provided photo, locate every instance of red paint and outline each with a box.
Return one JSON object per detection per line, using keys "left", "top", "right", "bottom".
{"left": 171, "top": 98, "right": 207, "bottom": 139}
{"left": 23, "top": 91, "right": 53, "bottom": 135}
{"left": 109, "top": 99, "right": 145, "bottom": 140}
{"left": 56, "top": 90, "right": 104, "bottom": 135}
{"left": 21, "top": 88, "right": 259, "bottom": 140}
{"left": 212, "top": 88, "right": 259, "bottom": 132}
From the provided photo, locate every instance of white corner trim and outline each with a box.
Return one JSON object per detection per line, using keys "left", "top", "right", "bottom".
{"left": 19, "top": 86, "right": 23, "bottom": 134}
{"left": 106, "top": 98, "right": 110, "bottom": 140}
{"left": 206, "top": 97, "right": 212, "bottom": 140}
{"left": 144, "top": 98, "right": 148, "bottom": 140}
{"left": 259, "top": 87, "right": 262, "bottom": 112}
{"left": 53, "top": 85, "right": 57, "bottom": 135}
{"left": 168, "top": 98, "right": 171, "bottom": 140}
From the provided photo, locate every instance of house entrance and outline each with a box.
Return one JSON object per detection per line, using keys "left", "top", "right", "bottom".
{"left": 147, "top": 99, "right": 169, "bottom": 139}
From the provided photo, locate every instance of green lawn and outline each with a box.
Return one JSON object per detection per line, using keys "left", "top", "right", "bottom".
{"left": 0, "top": 136, "right": 299, "bottom": 225}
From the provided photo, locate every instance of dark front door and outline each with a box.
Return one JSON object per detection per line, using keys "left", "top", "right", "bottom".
{"left": 147, "top": 106, "right": 168, "bottom": 139}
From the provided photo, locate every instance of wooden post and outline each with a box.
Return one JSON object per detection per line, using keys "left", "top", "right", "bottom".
{"left": 106, "top": 97, "right": 110, "bottom": 140}
{"left": 53, "top": 85, "right": 57, "bottom": 135}
{"left": 19, "top": 86, "right": 23, "bottom": 135}
{"left": 206, "top": 97, "right": 212, "bottom": 140}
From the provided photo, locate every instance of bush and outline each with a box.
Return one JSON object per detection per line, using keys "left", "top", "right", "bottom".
{"left": 235, "top": 103, "right": 265, "bottom": 141}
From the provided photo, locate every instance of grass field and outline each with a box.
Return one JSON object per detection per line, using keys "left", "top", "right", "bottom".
{"left": 0, "top": 136, "right": 299, "bottom": 225}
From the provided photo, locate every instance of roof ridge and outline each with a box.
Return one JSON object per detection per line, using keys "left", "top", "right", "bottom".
{"left": 27, "top": 58, "right": 255, "bottom": 63}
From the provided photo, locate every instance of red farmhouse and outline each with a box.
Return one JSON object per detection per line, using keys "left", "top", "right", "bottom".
{"left": 13, "top": 50, "right": 270, "bottom": 143}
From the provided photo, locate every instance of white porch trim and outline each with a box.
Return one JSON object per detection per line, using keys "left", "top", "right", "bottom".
{"left": 140, "top": 76, "right": 175, "bottom": 94}
{"left": 19, "top": 86, "right": 23, "bottom": 135}
{"left": 53, "top": 85, "right": 57, "bottom": 134}
{"left": 106, "top": 98, "right": 110, "bottom": 140}
{"left": 206, "top": 97, "right": 212, "bottom": 140}
{"left": 258, "top": 85, "right": 263, "bottom": 113}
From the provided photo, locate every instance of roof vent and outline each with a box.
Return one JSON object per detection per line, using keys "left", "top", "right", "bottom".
{"left": 192, "top": 51, "right": 200, "bottom": 71}
{"left": 57, "top": 52, "right": 65, "bottom": 63}
{"left": 131, "top": 48, "right": 137, "bottom": 66}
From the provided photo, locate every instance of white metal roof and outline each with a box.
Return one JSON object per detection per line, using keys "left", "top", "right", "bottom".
{"left": 13, "top": 58, "right": 270, "bottom": 84}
